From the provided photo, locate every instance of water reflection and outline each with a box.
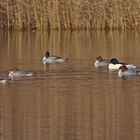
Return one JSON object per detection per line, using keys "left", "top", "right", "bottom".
{"left": 1, "top": 31, "right": 140, "bottom": 64}
{"left": 0, "top": 31, "right": 140, "bottom": 140}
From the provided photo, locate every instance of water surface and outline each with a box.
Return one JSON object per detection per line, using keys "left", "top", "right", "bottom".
{"left": 0, "top": 31, "right": 140, "bottom": 140}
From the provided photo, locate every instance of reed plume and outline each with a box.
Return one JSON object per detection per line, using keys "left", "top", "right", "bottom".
{"left": 0, "top": 0, "right": 140, "bottom": 30}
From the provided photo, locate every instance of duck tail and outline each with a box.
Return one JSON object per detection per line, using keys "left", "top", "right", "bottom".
{"left": 127, "top": 64, "right": 136, "bottom": 69}
{"left": 136, "top": 71, "right": 140, "bottom": 75}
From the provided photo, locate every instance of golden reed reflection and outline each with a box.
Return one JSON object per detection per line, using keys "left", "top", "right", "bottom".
{"left": 0, "top": 30, "right": 140, "bottom": 64}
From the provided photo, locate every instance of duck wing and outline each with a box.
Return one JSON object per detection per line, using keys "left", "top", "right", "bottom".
{"left": 120, "top": 62, "right": 128, "bottom": 65}
{"left": 51, "top": 55, "right": 62, "bottom": 60}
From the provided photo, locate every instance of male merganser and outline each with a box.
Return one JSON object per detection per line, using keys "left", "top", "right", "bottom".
{"left": 43, "top": 51, "right": 67, "bottom": 64}
{"left": 108, "top": 58, "right": 136, "bottom": 71}
{"left": 9, "top": 67, "right": 33, "bottom": 79}
{"left": 118, "top": 65, "right": 140, "bottom": 77}
{"left": 95, "top": 56, "right": 110, "bottom": 67}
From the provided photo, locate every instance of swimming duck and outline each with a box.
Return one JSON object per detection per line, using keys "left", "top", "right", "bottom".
{"left": 43, "top": 51, "right": 66, "bottom": 64}
{"left": 108, "top": 58, "right": 136, "bottom": 71}
{"left": 95, "top": 56, "right": 110, "bottom": 67}
{"left": 0, "top": 77, "right": 8, "bottom": 84}
{"left": 9, "top": 67, "right": 34, "bottom": 79}
{"left": 118, "top": 65, "right": 140, "bottom": 77}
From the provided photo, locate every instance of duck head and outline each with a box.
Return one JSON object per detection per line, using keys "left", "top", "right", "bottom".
{"left": 11, "top": 67, "right": 20, "bottom": 72}
{"left": 119, "top": 65, "right": 128, "bottom": 72}
{"left": 45, "top": 51, "right": 50, "bottom": 58}
{"left": 110, "top": 58, "right": 119, "bottom": 64}
{"left": 96, "top": 56, "right": 103, "bottom": 62}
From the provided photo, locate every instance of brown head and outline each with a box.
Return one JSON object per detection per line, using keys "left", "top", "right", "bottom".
{"left": 11, "top": 67, "right": 20, "bottom": 72}
{"left": 96, "top": 56, "right": 103, "bottom": 62}
{"left": 119, "top": 65, "right": 128, "bottom": 72}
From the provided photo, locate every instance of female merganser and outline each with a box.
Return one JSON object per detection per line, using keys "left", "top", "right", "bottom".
{"left": 9, "top": 67, "right": 33, "bottom": 79}
{"left": 43, "top": 51, "right": 67, "bottom": 64}
{"left": 118, "top": 65, "right": 140, "bottom": 77}
{"left": 95, "top": 56, "right": 110, "bottom": 67}
{"left": 108, "top": 58, "right": 136, "bottom": 71}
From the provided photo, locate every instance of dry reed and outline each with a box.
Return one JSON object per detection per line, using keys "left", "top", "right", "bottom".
{"left": 0, "top": 0, "right": 140, "bottom": 30}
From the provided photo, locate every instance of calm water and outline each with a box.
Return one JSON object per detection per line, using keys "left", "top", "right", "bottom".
{"left": 0, "top": 31, "right": 140, "bottom": 140}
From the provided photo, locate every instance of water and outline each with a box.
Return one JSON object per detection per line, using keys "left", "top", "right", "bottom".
{"left": 0, "top": 31, "right": 140, "bottom": 140}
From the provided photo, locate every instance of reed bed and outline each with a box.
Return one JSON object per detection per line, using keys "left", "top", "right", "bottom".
{"left": 0, "top": 0, "right": 140, "bottom": 30}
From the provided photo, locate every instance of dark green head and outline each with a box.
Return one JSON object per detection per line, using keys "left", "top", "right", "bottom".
{"left": 111, "top": 58, "right": 119, "bottom": 64}
{"left": 45, "top": 51, "right": 50, "bottom": 58}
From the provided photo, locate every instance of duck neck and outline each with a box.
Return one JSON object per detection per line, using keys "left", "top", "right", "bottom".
{"left": 46, "top": 52, "right": 49, "bottom": 58}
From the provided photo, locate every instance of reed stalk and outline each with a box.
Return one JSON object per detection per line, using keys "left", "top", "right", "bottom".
{"left": 0, "top": 0, "right": 140, "bottom": 30}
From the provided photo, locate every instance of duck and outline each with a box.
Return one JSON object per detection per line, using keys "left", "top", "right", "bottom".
{"left": 9, "top": 67, "right": 34, "bottom": 79}
{"left": 108, "top": 58, "right": 136, "bottom": 71}
{"left": 95, "top": 56, "right": 110, "bottom": 67}
{"left": 0, "top": 77, "right": 8, "bottom": 84}
{"left": 118, "top": 65, "right": 140, "bottom": 77}
{"left": 43, "top": 51, "right": 67, "bottom": 64}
